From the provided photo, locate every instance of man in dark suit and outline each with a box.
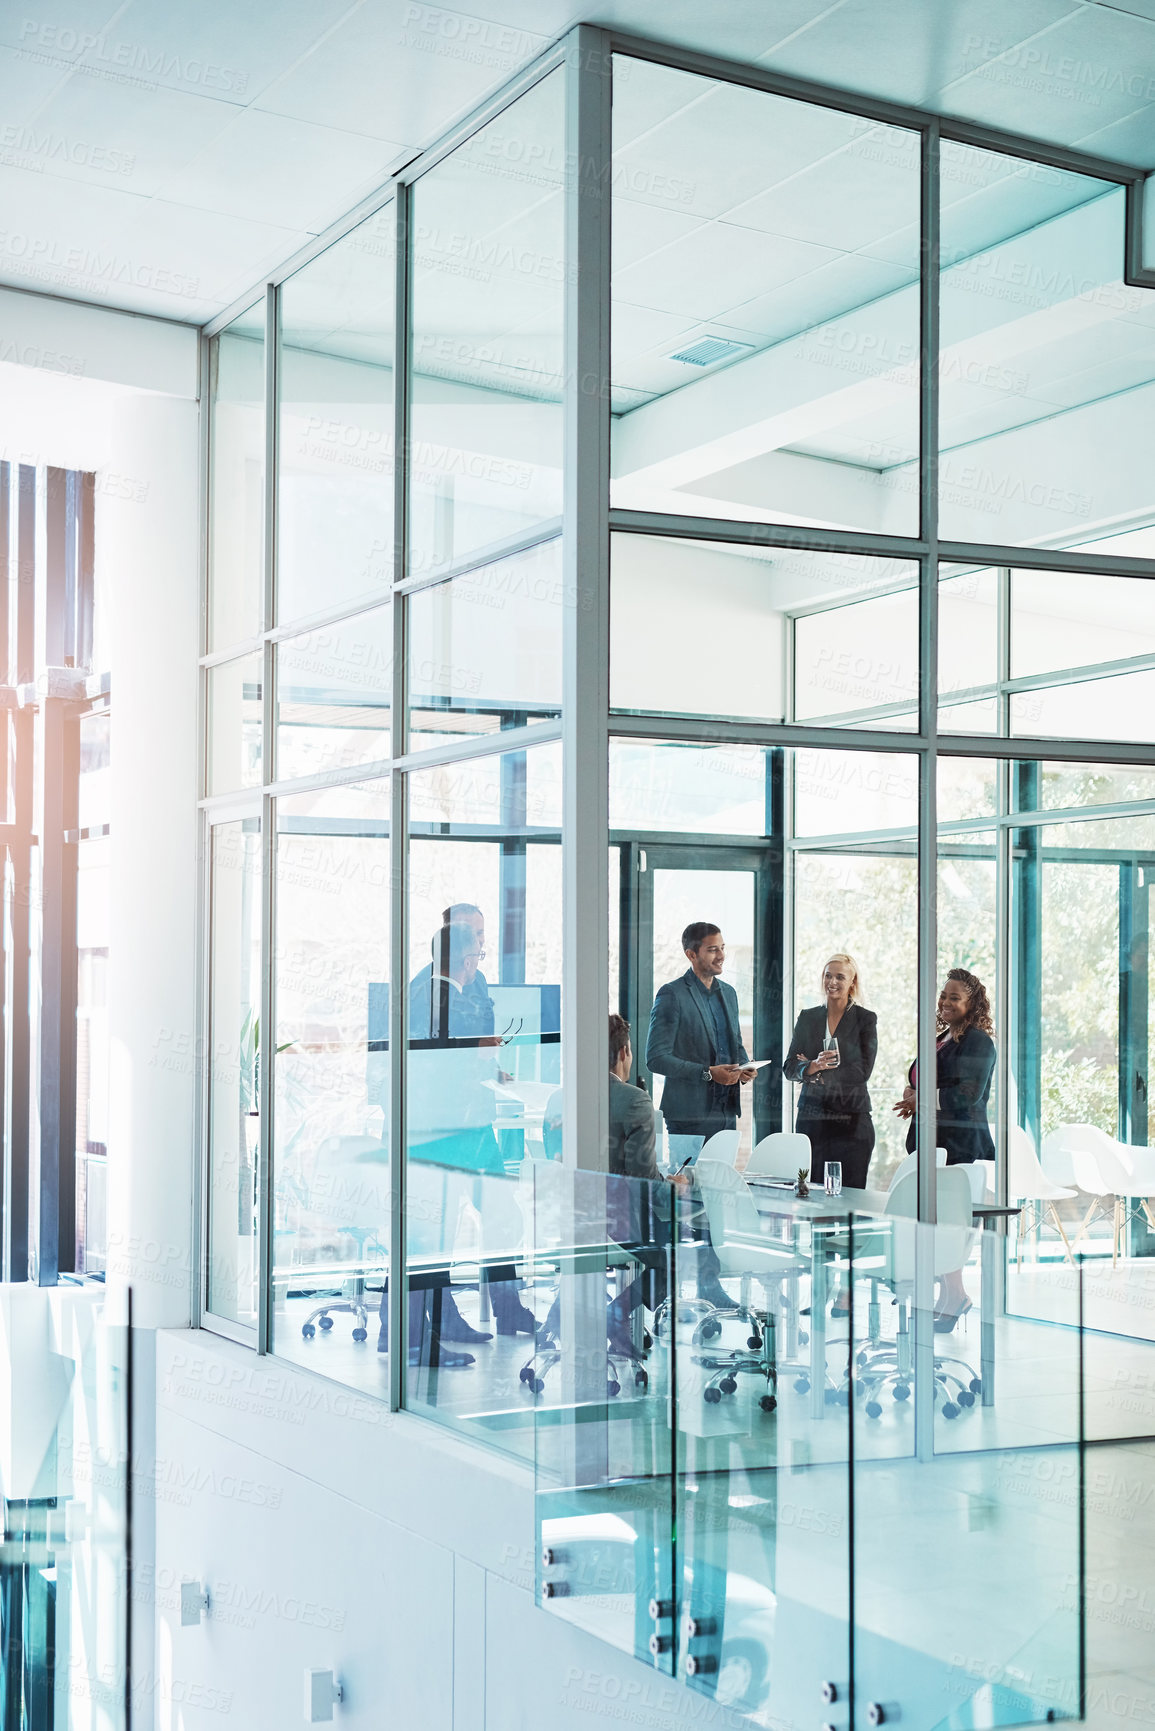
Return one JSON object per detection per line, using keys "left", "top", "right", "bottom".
{"left": 646, "top": 922, "right": 755, "bottom": 1168}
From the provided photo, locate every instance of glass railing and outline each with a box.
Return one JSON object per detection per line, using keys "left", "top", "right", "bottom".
{"left": 534, "top": 1163, "right": 1084, "bottom": 1729}
{"left": 0, "top": 1284, "right": 131, "bottom": 1731}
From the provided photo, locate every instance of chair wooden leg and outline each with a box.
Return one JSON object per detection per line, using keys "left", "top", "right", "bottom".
{"left": 1068, "top": 1199, "right": 1103, "bottom": 1255}
{"left": 1047, "top": 1204, "right": 1075, "bottom": 1266}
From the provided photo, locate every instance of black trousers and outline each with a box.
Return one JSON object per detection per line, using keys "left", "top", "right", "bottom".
{"left": 801, "top": 1111, "right": 875, "bottom": 1190}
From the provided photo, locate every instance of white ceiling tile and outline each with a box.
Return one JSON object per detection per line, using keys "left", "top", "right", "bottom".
{"left": 1071, "top": 100, "right": 1155, "bottom": 164}
{"left": 612, "top": 219, "right": 841, "bottom": 321}
{"left": 0, "top": 44, "right": 72, "bottom": 127}
{"left": 763, "top": 0, "right": 1082, "bottom": 107}
{"left": 612, "top": 201, "right": 704, "bottom": 272}
{"left": 0, "top": 3, "right": 121, "bottom": 57}
{"left": 21, "top": 67, "right": 240, "bottom": 198}
{"left": 161, "top": 108, "right": 407, "bottom": 232}
{"left": 255, "top": 1, "right": 549, "bottom": 143}
{"left": 76, "top": 0, "right": 354, "bottom": 104}
{"left": 940, "top": 6, "right": 1155, "bottom": 145}
{"left": 724, "top": 253, "right": 917, "bottom": 343}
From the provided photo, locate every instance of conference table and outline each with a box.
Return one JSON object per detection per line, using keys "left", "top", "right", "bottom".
{"left": 743, "top": 1179, "right": 1007, "bottom": 1419}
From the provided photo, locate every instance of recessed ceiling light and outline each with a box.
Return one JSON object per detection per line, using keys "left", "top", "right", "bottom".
{"left": 667, "top": 335, "right": 755, "bottom": 367}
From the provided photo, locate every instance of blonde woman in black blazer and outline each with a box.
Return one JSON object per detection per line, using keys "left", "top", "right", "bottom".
{"left": 782, "top": 953, "right": 878, "bottom": 1192}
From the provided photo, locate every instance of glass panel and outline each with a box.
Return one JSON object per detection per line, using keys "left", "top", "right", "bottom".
{"left": 852, "top": 1216, "right": 1084, "bottom": 1728}
{"left": 206, "top": 651, "right": 262, "bottom": 794}
{"left": 1012, "top": 569, "right": 1155, "bottom": 680}
{"left": 611, "top": 56, "right": 920, "bottom": 535}
{"left": 78, "top": 707, "right": 110, "bottom": 830}
{"left": 940, "top": 141, "right": 1155, "bottom": 550}
{"left": 408, "top": 70, "right": 564, "bottom": 579}
{"left": 270, "top": 782, "right": 390, "bottom": 1386}
{"left": 275, "top": 604, "right": 391, "bottom": 782}
{"left": 610, "top": 739, "right": 768, "bottom": 837}
{"left": 407, "top": 539, "right": 562, "bottom": 748}
{"left": 404, "top": 742, "right": 562, "bottom": 1449}
{"left": 209, "top": 300, "right": 265, "bottom": 650}
{"left": 76, "top": 833, "right": 110, "bottom": 1274}
{"left": 1011, "top": 672, "right": 1155, "bottom": 743}
{"left": 793, "top": 563, "right": 918, "bottom": 728}
{"left": 277, "top": 206, "right": 395, "bottom": 626}
{"left": 793, "top": 747, "right": 918, "bottom": 837}
{"left": 535, "top": 1169, "right": 678, "bottom": 1673}
{"left": 206, "top": 818, "right": 261, "bottom": 1327}
{"left": 1, "top": 1286, "right": 131, "bottom": 1730}
{"left": 939, "top": 562, "right": 999, "bottom": 713}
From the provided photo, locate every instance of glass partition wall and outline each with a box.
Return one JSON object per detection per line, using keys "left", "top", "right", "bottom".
{"left": 199, "top": 19, "right": 1155, "bottom": 1717}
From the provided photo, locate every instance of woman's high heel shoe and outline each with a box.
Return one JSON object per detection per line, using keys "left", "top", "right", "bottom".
{"left": 933, "top": 1297, "right": 972, "bottom": 1333}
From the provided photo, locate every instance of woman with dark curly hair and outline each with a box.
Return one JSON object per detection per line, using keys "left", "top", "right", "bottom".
{"left": 893, "top": 968, "right": 995, "bottom": 1327}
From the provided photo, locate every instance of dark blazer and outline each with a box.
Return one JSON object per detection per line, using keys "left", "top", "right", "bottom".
{"left": 782, "top": 1003, "right": 878, "bottom": 1119}
{"left": 905, "top": 1026, "right": 995, "bottom": 1164}
{"left": 607, "top": 1073, "right": 667, "bottom": 1245}
{"left": 646, "top": 970, "right": 749, "bottom": 1124}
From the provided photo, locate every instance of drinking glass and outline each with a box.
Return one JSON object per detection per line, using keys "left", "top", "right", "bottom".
{"left": 824, "top": 1161, "right": 843, "bottom": 1197}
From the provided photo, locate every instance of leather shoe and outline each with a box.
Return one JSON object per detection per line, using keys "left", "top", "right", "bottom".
{"left": 437, "top": 1314, "right": 494, "bottom": 1344}
{"left": 494, "top": 1302, "right": 540, "bottom": 1337}
{"left": 408, "top": 1338, "right": 475, "bottom": 1367}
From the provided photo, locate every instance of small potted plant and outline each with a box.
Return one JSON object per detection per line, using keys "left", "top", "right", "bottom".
{"left": 795, "top": 1167, "right": 810, "bottom": 1199}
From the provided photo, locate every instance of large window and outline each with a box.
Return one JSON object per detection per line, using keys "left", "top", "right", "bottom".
{"left": 199, "top": 32, "right": 1155, "bottom": 1484}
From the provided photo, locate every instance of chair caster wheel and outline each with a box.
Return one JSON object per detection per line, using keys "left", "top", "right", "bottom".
{"left": 893, "top": 1383, "right": 910, "bottom": 1401}
{"left": 607, "top": 1380, "right": 620, "bottom": 1397}
{"left": 532, "top": 1376, "right": 545, "bottom": 1393}
{"left": 642, "top": 1330, "right": 653, "bottom": 1350}
{"left": 747, "top": 1334, "right": 762, "bottom": 1350}
{"left": 794, "top": 1378, "right": 810, "bottom": 1394}
{"left": 302, "top": 1324, "right": 315, "bottom": 1339}
{"left": 704, "top": 1386, "right": 722, "bottom": 1404}
{"left": 352, "top": 1327, "right": 367, "bottom": 1342}
{"left": 319, "top": 1316, "right": 334, "bottom": 1331}
{"left": 957, "top": 1389, "right": 975, "bottom": 1407}
{"left": 719, "top": 1376, "right": 737, "bottom": 1395}
{"left": 799, "top": 1330, "right": 809, "bottom": 1346}
{"left": 760, "top": 1394, "right": 777, "bottom": 1413}
{"left": 519, "top": 1366, "right": 534, "bottom": 1385}
{"left": 857, "top": 1350, "right": 870, "bottom": 1367}
{"left": 701, "top": 1319, "right": 722, "bottom": 1340}
{"left": 635, "top": 1370, "right": 648, "bottom": 1391}
{"left": 836, "top": 1387, "right": 849, "bottom": 1406}
{"left": 970, "top": 1378, "right": 982, "bottom": 1395}
{"left": 942, "top": 1401, "right": 960, "bottom": 1420}
{"left": 865, "top": 1400, "right": 882, "bottom": 1419}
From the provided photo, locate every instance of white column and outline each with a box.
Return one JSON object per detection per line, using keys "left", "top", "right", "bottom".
{"left": 104, "top": 391, "right": 200, "bottom": 1330}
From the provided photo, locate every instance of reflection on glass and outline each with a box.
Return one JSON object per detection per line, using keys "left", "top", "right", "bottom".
{"left": 207, "top": 819, "right": 261, "bottom": 1327}
{"left": 409, "top": 71, "right": 564, "bottom": 578}
{"left": 278, "top": 207, "right": 394, "bottom": 625}
{"left": 793, "top": 747, "right": 918, "bottom": 836}
{"left": 609, "top": 739, "right": 768, "bottom": 836}
{"left": 940, "top": 141, "right": 1155, "bottom": 548}
{"left": 611, "top": 56, "right": 920, "bottom": 534}
{"left": 793, "top": 565, "right": 918, "bottom": 727}
{"left": 79, "top": 708, "right": 111, "bottom": 830}
{"left": 76, "top": 834, "right": 110, "bottom": 1274}
{"left": 939, "top": 563, "right": 997, "bottom": 712}
{"left": 404, "top": 744, "right": 562, "bottom": 1446}
{"left": 270, "top": 783, "right": 390, "bottom": 1380}
{"left": 408, "top": 539, "right": 562, "bottom": 748}
{"left": 206, "top": 652, "right": 262, "bottom": 793}
{"left": 275, "top": 605, "right": 391, "bottom": 782}
{"left": 209, "top": 301, "right": 264, "bottom": 649}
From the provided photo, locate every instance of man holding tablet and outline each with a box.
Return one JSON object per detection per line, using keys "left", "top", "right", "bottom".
{"left": 645, "top": 921, "right": 756, "bottom": 1168}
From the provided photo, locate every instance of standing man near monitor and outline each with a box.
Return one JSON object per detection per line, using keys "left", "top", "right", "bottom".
{"left": 646, "top": 922, "right": 755, "bottom": 1167}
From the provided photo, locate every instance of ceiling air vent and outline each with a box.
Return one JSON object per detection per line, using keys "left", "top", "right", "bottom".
{"left": 667, "top": 335, "right": 754, "bottom": 367}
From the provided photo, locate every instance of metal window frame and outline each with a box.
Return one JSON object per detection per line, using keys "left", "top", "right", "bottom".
{"left": 193, "top": 18, "right": 1155, "bottom": 1403}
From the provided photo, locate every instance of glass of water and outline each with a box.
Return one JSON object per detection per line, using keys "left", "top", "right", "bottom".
{"left": 824, "top": 1035, "right": 840, "bottom": 1069}
{"left": 824, "top": 1161, "right": 843, "bottom": 1197}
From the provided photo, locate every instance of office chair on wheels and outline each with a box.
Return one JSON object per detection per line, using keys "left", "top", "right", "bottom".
{"left": 854, "top": 1169, "right": 981, "bottom": 1420}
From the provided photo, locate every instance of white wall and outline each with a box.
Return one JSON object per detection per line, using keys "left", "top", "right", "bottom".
{"left": 152, "top": 1327, "right": 761, "bottom": 1731}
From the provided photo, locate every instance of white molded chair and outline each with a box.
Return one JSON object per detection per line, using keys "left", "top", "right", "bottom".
{"left": 745, "top": 1131, "right": 811, "bottom": 1180}
{"left": 698, "top": 1128, "right": 740, "bottom": 1166}
{"left": 857, "top": 1167, "right": 981, "bottom": 1419}
{"left": 691, "top": 1159, "right": 809, "bottom": 1407}
{"left": 1008, "top": 1125, "right": 1074, "bottom": 1264}
{"left": 1041, "top": 1124, "right": 1119, "bottom": 1256}
{"left": 886, "top": 1148, "right": 948, "bottom": 1194}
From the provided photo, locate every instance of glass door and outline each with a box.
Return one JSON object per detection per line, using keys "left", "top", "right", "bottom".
{"left": 621, "top": 844, "right": 779, "bottom": 1168}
